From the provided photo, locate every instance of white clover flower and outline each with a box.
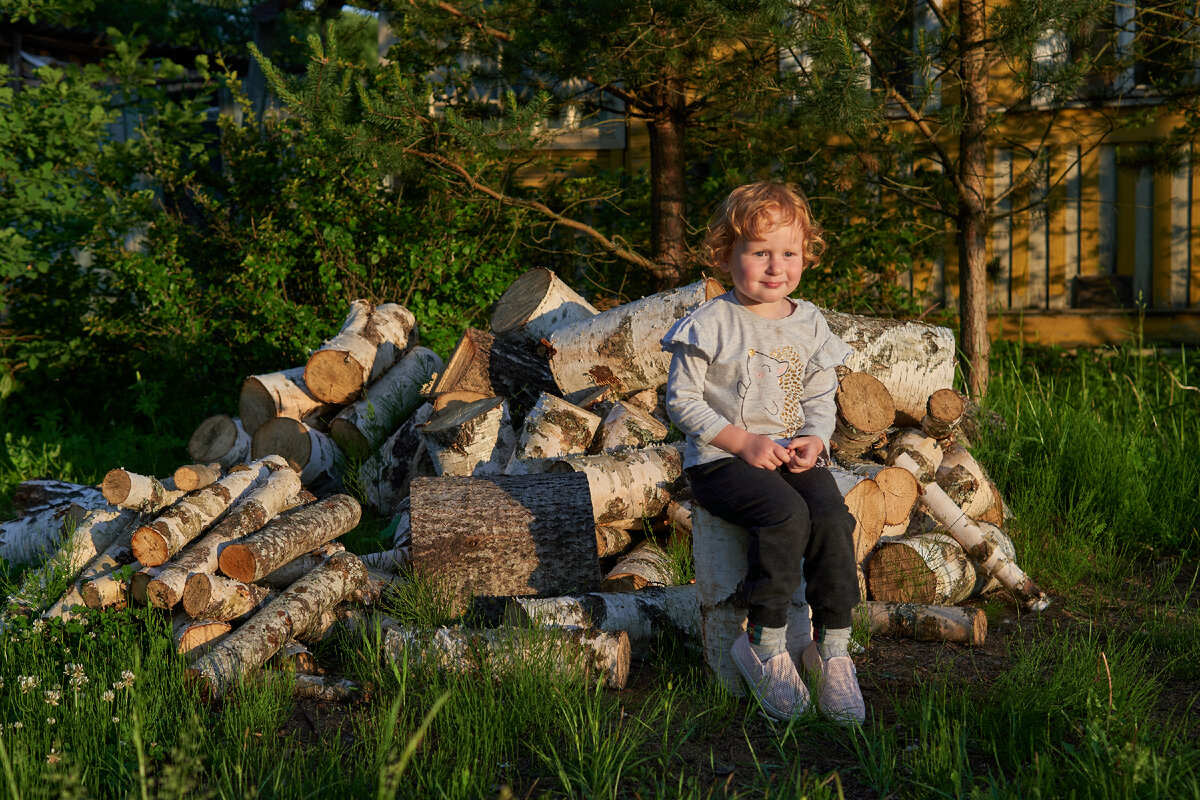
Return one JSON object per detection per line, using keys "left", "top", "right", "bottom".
{"left": 32, "top": 619, "right": 45, "bottom": 633}
{"left": 64, "top": 663, "right": 84, "bottom": 679}
{"left": 46, "top": 748, "right": 60, "bottom": 765}
{"left": 18, "top": 675, "right": 40, "bottom": 693}
{"left": 0, "top": 676, "right": 4, "bottom": 690}
{"left": 102, "top": 690, "right": 115, "bottom": 702}
{"left": 111, "top": 716, "right": 119, "bottom": 724}
{"left": 11, "top": 721, "right": 22, "bottom": 730}
{"left": 46, "top": 717, "right": 55, "bottom": 725}
{"left": 87, "top": 631, "right": 96, "bottom": 639}
{"left": 118, "top": 670, "right": 135, "bottom": 689}
{"left": 69, "top": 675, "right": 88, "bottom": 690}
{"left": 44, "top": 689, "right": 61, "bottom": 706}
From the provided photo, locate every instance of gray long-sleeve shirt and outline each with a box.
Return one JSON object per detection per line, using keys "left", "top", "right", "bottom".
{"left": 661, "top": 292, "right": 853, "bottom": 469}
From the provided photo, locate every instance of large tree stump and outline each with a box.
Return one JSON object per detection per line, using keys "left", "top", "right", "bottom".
{"left": 427, "top": 327, "right": 558, "bottom": 400}
{"left": 251, "top": 417, "right": 342, "bottom": 487}
{"left": 359, "top": 403, "right": 435, "bottom": 515}
{"left": 218, "top": 494, "right": 361, "bottom": 584}
{"left": 856, "top": 600, "right": 986, "bottom": 645}
{"left": 421, "top": 396, "right": 517, "bottom": 477}
{"left": 831, "top": 372, "right": 895, "bottom": 457}
{"left": 188, "top": 551, "right": 367, "bottom": 698}
{"left": 866, "top": 532, "right": 977, "bottom": 605}
{"left": 601, "top": 540, "right": 677, "bottom": 592}
{"left": 592, "top": 401, "right": 668, "bottom": 453}
{"left": 504, "top": 393, "right": 600, "bottom": 475}
{"left": 303, "top": 301, "right": 416, "bottom": 404}
{"left": 239, "top": 366, "right": 338, "bottom": 437}
{"left": 329, "top": 346, "right": 443, "bottom": 460}
{"left": 548, "top": 444, "right": 685, "bottom": 528}
{"left": 822, "top": 310, "right": 957, "bottom": 427}
{"left": 188, "top": 415, "right": 251, "bottom": 469}
{"left": 548, "top": 279, "right": 721, "bottom": 395}
{"left": 145, "top": 467, "right": 303, "bottom": 609}
{"left": 490, "top": 267, "right": 600, "bottom": 344}
{"left": 409, "top": 473, "right": 599, "bottom": 614}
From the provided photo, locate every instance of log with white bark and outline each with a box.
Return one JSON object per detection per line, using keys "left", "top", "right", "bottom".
{"left": 359, "top": 403, "right": 435, "bottom": 516}
{"left": 251, "top": 417, "right": 342, "bottom": 488}
{"left": 239, "top": 366, "right": 338, "bottom": 437}
{"left": 503, "top": 584, "right": 699, "bottom": 657}
{"left": 601, "top": 539, "right": 677, "bottom": 592}
{"left": 866, "top": 532, "right": 977, "bottom": 605}
{"left": 885, "top": 429, "right": 944, "bottom": 483}
{"left": 490, "top": 267, "right": 600, "bottom": 345}
{"left": 893, "top": 451, "right": 1050, "bottom": 610}
{"left": 691, "top": 506, "right": 813, "bottom": 696}
{"left": 218, "top": 495, "right": 360, "bottom": 584}
{"left": 182, "top": 573, "right": 273, "bottom": 621}
{"left": 42, "top": 524, "right": 141, "bottom": 618}
{"left": 665, "top": 499, "right": 693, "bottom": 538}
{"left": 548, "top": 279, "right": 722, "bottom": 395}
{"left": 822, "top": 310, "right": 957, "bottom": 427}
{"left": 187, "top": 551, "right": 367, "bottom": 698}
{"left": 921, "top": 388, "right": 966, "bottom": 443}
{"left": 359, "top": 546, "right": 410, "bottom": 573}
{"left": 12, "top": 480, "right": 105, "bottom": 517}
{"left": 328, "top": 346, "right": 444, "bottom": 460}
{"left": 188, "top": 415, "right": 251, "bottom": 469}
{"left": 595, "top": 525, "right": 635, "bottom": 558}
{"left": 936, "top": 444, "right": 998, "bottom": 521}
{"left": 855, "top": 600, "right": 987, "bottom": 645}
{"left": 409, "top": 473, "right": 599, "bottom": 613}
{"left": 172, "top": 463, "right": 222, "bottom": 493}
{"left": 291, "top": 674, "right": 365, "bottom": 702}
{"left": 504, "top": 393, "right": 600, "bottom": 475}
{"left": 427, "top": 327, "right": 558, "bottom": 400}
{"left": 80, "top": 564, "right": 140, "bottom": 610}
{"left": 421, "top": 396, "right": 517, "bottom": 477}
{"left": 100, "top": 470, "right": 183, "bottom": 512}
{"left": 0, "top": 504, "right": 85, "bottom": 567}
{"left": 258, "top": 541, "right": 346, "bottom": 589}
{"left": 831, "top": 372, "right": 895, "bottom": 457}
{"left": 380, "top": 625, "right": 631, "bottom": 690}
{"left": 304, "top": 301, "right": 417, "bottom": 404}
{"left": 131, "top": 456, "right": 288, "bottom": 568}
{"left": 172, "top": 613, "right": 232, "bottom": 663}
{"left": 271, "top": 640, "right": 322, "bottom": 674}
{"left": 971, "top": 522, "right": 1017, "bottom": 595}
{"left": 592, "top": 401, "right": 668, "bottom": 453}
{"left": 144, "top": 467, "right": 303, "bottom": 609}
{"left": 548, "top": 444, "right": 686, "bottom": 528}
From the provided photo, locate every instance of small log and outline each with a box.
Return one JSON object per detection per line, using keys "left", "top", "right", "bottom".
{"left": 504, "top": 393, "right": 600, "bottom": 475}
{"left": 145, "top": 466, "right": 302, "bottom": 609}
{"left": 291, "top": 674, "right": 364, "bottom": 702}
{"left": 81, "top": 564, "right": 141, "bottom": 610}
{"left": 359, "top": 403, "right": 435, "bottom": 516}
{"left": 562, "top": 385, "right": 615, "bottom": 412}
{"left": 239, "top": 366, "right": 338, "bottom": 437}
{"left": 172, "top": 613, "right": 232, "bottom": 663}
{"left": 188, "top": 415, "right": 251, "bottom": 469}
{"left": 359, "top": 546, "right": 410, "bottom": 573}
{"left": 592, "top": 401, "right": 668, "bottom": 453}
{"left": 830, "top": 468, "right": 886, "bottom": 566}
{"left": 831, "top": 372, "right": 895, "bottom": 457}
{"left": 595, "top": 525, "right": 635, "bottom": 558}
{"left": 130, "top": 566, "right": 157, "bottom": 605}
{"left": 427, "top": 327, "right": 558, "bottom": 400}
{"left": 187, "top": 551, "right": 367, "bottom": 698}
{"left": 182, "top": 573, "right": 273, "bottom": 621}
{"left": 885, "top": 428, "right": 944, "bottom": 482}
{"left": 100, "top": 470, "right": 183, "bottom": 512}
{"left": 271, "top": 640, "right": 322, "bottom": 674}
{"left": 421, "top": 396, "right": 516, "bottom": 477}
{"left": 304, "top": 300, "right": 417, "bottom": 404}
{"left": 665, "top": 499, "right": 693, "bottom": 539}
{"left": 251, "top": 417, "right": 342, "bottom": 487}
{"left": 866, "top": 532, "right": 977, "bottom": 605}
{"left": 893, "top": 451, "right": 1050, "bottom": 610}
{"left": 490, "top": 267, "right": 600, "bottom": 344}
{"left": 12, "top": 480, "right": 105, "bottom": 517}
{"left": 258, "top": 541, "right": 346, "bottom": 589}
{"left": 218, "top": 494, "right": 361, "bottom": 583}
{"left": 936, "top": 444, "right": 997, "bottom": 520}
{"left": 0, "top": 504, "right": 84, "bottom": 567}
{"left": 855, "top": 600, "right": 986, "bottom": 645}
{"left": 548, "top": 279, "right": 722, "bottom": 395}
{"left": 548, "top": 444, "right": 686, "bottom": 528}
{"left": 623, "top": 388, "right": 660, "bottom": 414}
{"left": 172, "top": 463, "right": 222, "bottom": 493}
{"left": 380, "top": 625, "right": 631, "bottom": 690}
{"left": 409, "top": 474, "right": 600, "bottom": 614}
{"left": 971, "top": 522, "right": 1017, "bottom": 595}
{"left": 131, "top": 456, "right": 287, "bottom": 568}
{"left": 921, "top": 388, "right": 966, "bottom": 443}
{"left": 329, "top": 346, "right": 444, "bottom": 460}
{"left": 601, "top": 540, "right": 677, "bottom": 592}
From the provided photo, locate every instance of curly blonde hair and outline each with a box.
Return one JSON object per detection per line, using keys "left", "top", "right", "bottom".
{"left": 703, "top": 181, "right": 827, "bottom": 270}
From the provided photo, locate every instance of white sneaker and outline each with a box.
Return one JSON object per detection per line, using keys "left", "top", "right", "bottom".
{"left": 814, "top": 655, "right": 866, "bottom": 725}
{"left": 730, "top": 632, "right": 811, "bottom": 721}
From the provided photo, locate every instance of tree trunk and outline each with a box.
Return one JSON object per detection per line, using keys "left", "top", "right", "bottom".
{"left": 601, "top": 539, "right": 677, "bottom": 592}
{"left": 187, "top": 551, "right": 367, "bottom": 698}
{"left": 831, "top": 372, "right": 895, "bottom": 457}
{"left": 958, "top": 0, "right": 991, "bottom": 399}
{"left": 239, "top": 366, "right": 338, "bottom": 437}
{"left": 188, "top": 415, "right": 252, "bottom": 469}
{"left": 172, "top": 463, "right": 222, "bottom": 493}
{"left": 866, "top": 531, "right": 977, "bottom": 605}
{"left": 592, "top": 401, "right": 668, "bottom": 453}
{"left": 490, "top": 267, "right": 600, "bottom": 345}
{"left": 101, "top": 470, "right": 183, "bottom": 512}
{"left": 251, "top": 417, "right": 342, "bottom": 488}
{"left": 921, "top": 388, "right": 966, "bottom": 443}
{"left": 647, "top": 85, "right": 688, "bottom": 286}
{"left": 328, "top": 346, "right": 443, "bottom": 460}
{"left": 359, "top": 403, "right": 435, "bottom": 515}
{"left": 145, "top": 468, "right": 303, "bottom": 609}
{"left": 409, "top": 473, "right": 600, "bottom": 614}
{"left": 855, "top": 600, "right": 987, "bottom": 645}
{"left": 218, "top": 494, "right": 361, "bottom": 583}
{"left": 182, "top": 573, "right": 273, "bottom": 621}
{"left": 304, "top": 300, "right": 416, "bottom": 404}
{"left": 504, "top": 393, "right": 600, "bottom": 475}
{"left": 548, "top": 444, "right": 686, "bottom": 528}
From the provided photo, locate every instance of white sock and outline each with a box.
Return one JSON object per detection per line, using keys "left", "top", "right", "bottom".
{"left": 748, "top": 623, "right": 787, "bottom": 660}
{"left": 815, "top": 627, "right": 851, "bottom": 660}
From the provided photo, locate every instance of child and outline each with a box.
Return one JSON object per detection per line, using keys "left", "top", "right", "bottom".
{"left": 660, "top": 181, "right": 864, "bottom": 724}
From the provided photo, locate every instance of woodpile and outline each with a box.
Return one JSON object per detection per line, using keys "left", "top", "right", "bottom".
{"left": 0, "top": 272, "right": 1047, "bottom": 700}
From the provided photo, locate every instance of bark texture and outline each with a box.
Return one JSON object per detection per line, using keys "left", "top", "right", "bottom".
{"left": 329, "top": 346, "right": 443, "bottom": 460}
{"left": 504, "top": 393, "right": 600, "bottom": 475}
{"left": 601, "top": 539, "right": 677, "bottom": 592}
{"left": 218, "top": 494, "right": 361, "bottom": 584}
{"left": 359, "top": 403, "right": 435, "bottom": 515}
{"left": 304, "top": 301, "right": 417, "bottom": 404}
{"left": 548, "top": 444, "right": 685, "bottom": 528}
{"left": 490, "top": 267, "right": 600, "bottom": 344}
{"left": 593, "top": 401, "right": 668, "bottom": 453}
{"left": 421, "top": 396, "right": 516, "bottom": 477}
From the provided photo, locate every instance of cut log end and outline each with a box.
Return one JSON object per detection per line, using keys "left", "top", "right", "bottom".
{"left": 188, "top": 415, "right": 240, "bottom": 463}
{"left": 305, "top": 350, "right": 368, "bottom": 405}
{"left": 101, "top": 469, "right": 132, "bottom": 505}
{"left": 251, "top": 417, "right": 313, "bottom": 468}
{"left": 217, "top": 543, "right": 256, "bottom": 584}
{"left": 131, "top": 527, "right": 169, "bottom": 568}
{"left": 146, "top": 577, "right": 182, "bottom": 610}
{"left": 174, "top": 463, "right": 221, "bottom": 493}
{"left": 181, "top": 573, "right": 214, "bottom": 618}
{"left": 837, "top": 372, "right": 896, "bottom": 434}
{"left": 490, "top": 267, "right": 555, "bottom": 334}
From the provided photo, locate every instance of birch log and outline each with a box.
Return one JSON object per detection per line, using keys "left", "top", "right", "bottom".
{"left": 855, "top": 601, "right": 987, "bottom": 645}
{"left": 886, "top": 429, "right": 944, "bottom": 483}
{"left": 12, "top": 480, "right": 104, "bottom": 516}
{"left": 291, "top": 674, "right": 365, "bottom": 702}
{"left": 101, "top": 470, "right": 183, "bottom": 512}
{"left": 181, "top": 573, "right": 273, "bottom": 621}
{"left": 936, "top": 445, "right": 998, "bottom": 520}
{"left": 172, "top": 463, "right": 222, "bottom": 493}
{"left": 831, "top": 372, "right": 895, "bottom": 457}
{"left": 830, "top": 469, "right": 886, "bottom": 566}
{"left": 971, "top": 522, "right": 1018, "bottom": 595}
{"left": 258, "top": 541, "right": 346, "bottom": 589}
{"left": 822, "top": 310, "right": 957, "bottom": 426}
{"left": 80, "top": 565, "right": 140, "bottom": 610}
{"left": 595, "top": 525, "right": 635, "bottom": 558}
{"left": 329, "top": 346, "right": 444, "bottom": 460}
{"left": 866, "top": 532, "right": 977, "bottom": 605}
{"left": 504, "top": 393, "right": 600, "bottom": 475}
{"left": 490, "top": 267, "right": 600, "bottom": 344}
{"left": 145, "top": 467, "right": 303, "bottom": 609}
{"left": 421, "top": 396, "right": 516, "bottom": 477}
{"left": 592, "top": 401, "right": 668, "bottom": 453}
{"left": 359, "top": 403, "right": 434, "bottom": 515}
{"left": 187, "top": 551, "right": 367, "bottom": 698}
{"left": 427, "top": 327, "right": 558, "bottom": 400}
{"left": 251, "top": 417, "right": 341, "bottom": 487}
{"left": 409, "top": 474, "right": 599, "bottom": 614}
{"left": 601, "top": 540, "right": 677, "bottom": 592}
{"left": 304, "top": 301, "right": 417, "bottom": 404}
{"left": 0, "top": 504, "right": 84, "bottom": 567}
{"left": 548, "top": 279, "right": 722, "bottom": 395}
{"left": 381, "top": 625, "right": 631, "bottom": 690}
{"left": 131, "top": 456, "right": 287, "bottom": 568}
{"left": 188, "top": 415, "right": 251, "bottom": 469}
{"left": 172, "top": 614, "right": 232, "bottom": 663}
{"left": 893, "top": 452, "right": 1050, "bottom": 610}
{"left": 218, "top": 494, "right": 361, "bottom": 583}
{"left": 239, "top": 366, "right": 338, "bottom": 436}
{"left": 873, "top": 466, "right": 921, "bottom": 527}
{"left": 921, "top": 388, "right": 966, "bottom": 443}
{"left": 548, "top": 444, "right": 686, "bottom": 528}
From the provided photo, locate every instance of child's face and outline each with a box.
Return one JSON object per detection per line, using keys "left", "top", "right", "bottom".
{"left": 720, "top": 211, "right": 805, "bottom": 318}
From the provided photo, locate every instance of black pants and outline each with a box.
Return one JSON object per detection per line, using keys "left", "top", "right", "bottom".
{"left": 687, "top": 458, "right": 859, "bottom": 631}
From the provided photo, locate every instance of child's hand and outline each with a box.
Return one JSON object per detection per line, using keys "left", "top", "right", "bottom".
{"left": 785, "top": 436, "right": 823, "bottom": 472}
{"left": 738, "top": 433, "right": 792, "bottom": 469}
